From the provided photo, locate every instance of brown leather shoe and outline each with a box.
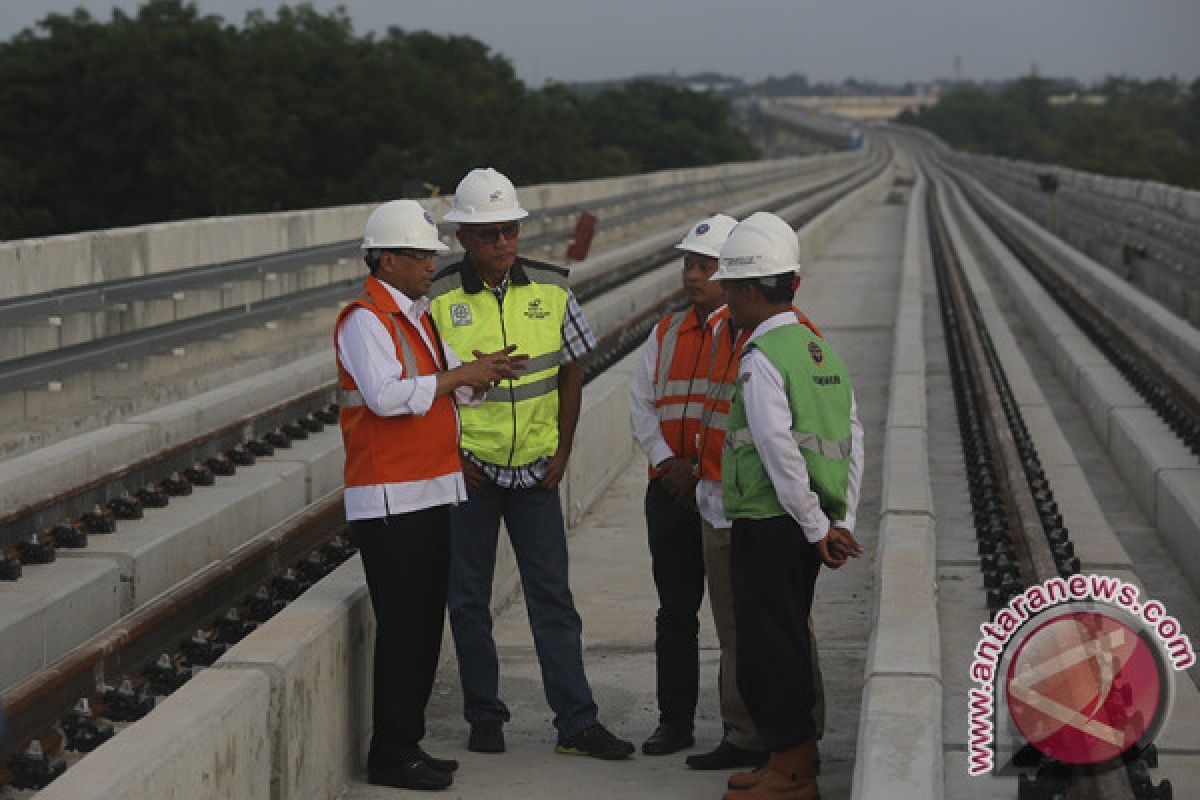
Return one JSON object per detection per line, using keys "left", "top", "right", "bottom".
{"left": 727, "top": 742, "right": 819, "bottom": 790}
{"left": 722, "top": 740, "right": 817, "bottom": 800}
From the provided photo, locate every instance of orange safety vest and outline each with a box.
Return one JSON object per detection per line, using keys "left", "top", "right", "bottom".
{"left": 648, "top": 305, "right": 712, "bottom": 478}
{"left": 695, "top": 305, "right": 822, "bottom": 482}
{"left": 335, "top": 276, "right": 461, "bottom": 489}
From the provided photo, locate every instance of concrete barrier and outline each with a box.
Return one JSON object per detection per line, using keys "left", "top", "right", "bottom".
{"left": 853, "top": 169, "right": 944, "bottom": 800}
{"left": 215, "top": 556, "right": 373, "bottom": 800}
{"left": 33, "top": 668, "right": 273, "bottom": 800}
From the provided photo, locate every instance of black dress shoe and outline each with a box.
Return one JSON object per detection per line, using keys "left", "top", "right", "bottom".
{"left": 685, "top": 739, "right": 768, "bottom": 770}
{"left": 417, "top": 747, "right": 459, "bottom": 773}
{"left": 367, "top": 756, "right": 453, "bottom": 790}
{"left": 642, "top": 724, "right": 695, "bottom": 755}
{"left": 468, "top": 720, "right": 505, "bottom": 753}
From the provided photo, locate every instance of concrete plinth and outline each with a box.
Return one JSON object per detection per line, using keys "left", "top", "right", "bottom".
{"left": 0, "top": 557, "right": 121, "bottom": 692}
{"left": 59, "top": 460, "right": 307, "bottom": 611}
{"left": 32, "top": 668, "right": 272, "bottom": 800}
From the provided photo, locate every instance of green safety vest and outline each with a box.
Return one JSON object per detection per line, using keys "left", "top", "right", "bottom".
{"left": 430, "top": 256, "right": 570, "bottom": 466}
{"left": 722, "top": 323, "right": 853, "bottom": 522}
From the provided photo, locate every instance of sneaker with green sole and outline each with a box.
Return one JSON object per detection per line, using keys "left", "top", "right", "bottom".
{"left": 555, "top": 723, "right": 635, "bottom": 760}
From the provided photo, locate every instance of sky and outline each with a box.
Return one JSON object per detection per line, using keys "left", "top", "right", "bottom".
{"left": 3, "top": 0, "right": 1198, "bottom": 87}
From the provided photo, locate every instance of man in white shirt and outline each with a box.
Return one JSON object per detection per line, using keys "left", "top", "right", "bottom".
{"left": 711, "top": 213, "right": 863, "bottom": 800}
{"left": 335, "top": 200, "right": 524, "bottom": 791}
{"left": 629, "top": 214, "right": 736, "bottom": 756}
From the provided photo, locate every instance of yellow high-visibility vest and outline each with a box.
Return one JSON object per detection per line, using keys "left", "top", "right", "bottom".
{"left": 430, "top": 257, "right": 570, "bottom": 466}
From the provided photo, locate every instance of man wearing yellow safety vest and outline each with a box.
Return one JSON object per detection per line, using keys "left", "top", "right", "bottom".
{"left": 629, "top": 214, "right": 738, "bottom": 756}
{"left": 712, "top": 212, "right": 864, "bottom": 800}
{"left": 335, "top": 200, "right": 525, "bottom": 791}
{"left": 430, "top": 168, "right": 635, "bottom": 761}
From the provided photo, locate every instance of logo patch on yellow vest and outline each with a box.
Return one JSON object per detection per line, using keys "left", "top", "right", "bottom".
{"left": 450, "top": 303, "right": 472, "bottom": 326}
{"left": 525, "top": 298, "right": 551, "bottom": 320}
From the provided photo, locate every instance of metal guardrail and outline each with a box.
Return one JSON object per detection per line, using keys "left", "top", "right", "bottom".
{"left": 0, "top": 158, "right": 856, "bottom": 397}
{"left": 0, "top": 158, "right": 842, "bottom": 329}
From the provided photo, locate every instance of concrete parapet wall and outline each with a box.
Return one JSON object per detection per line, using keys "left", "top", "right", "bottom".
{"left": 853, "top": 171, "right": 943, "bottom": 800}
{"left": 966, "top": 174, "right": 1200, "bottom": 386}
{"left": 967, "top": 153, "right": 1200, "bottom": 223}
{"left": 0, "top": 156, "right": 843, "bottom": 304}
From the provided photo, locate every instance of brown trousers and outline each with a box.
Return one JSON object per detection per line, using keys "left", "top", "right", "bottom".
{"left": 701, "top": 518, "right": 825, "bottom": 751}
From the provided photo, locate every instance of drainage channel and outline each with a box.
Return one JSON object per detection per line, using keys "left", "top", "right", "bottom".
{"left": 927, "top": 176, "right": 1163, "bottom": 800}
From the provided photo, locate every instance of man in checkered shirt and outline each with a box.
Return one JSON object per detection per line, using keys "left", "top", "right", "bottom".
{"left": 429, "top": 167, "right": 634, "bottom": 762}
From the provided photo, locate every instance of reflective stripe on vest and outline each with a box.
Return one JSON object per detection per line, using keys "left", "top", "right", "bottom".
{"left": 724, "top": 428, "right": 853, "bottom": 461}
{"left": 482, "top": 374, "right": 559, "bottom": 404}
{"left": 337, "top": 388, "right": 365, "bottom": 408}
{"left": 648, "top": 308, "right": 710, "bottom": 477}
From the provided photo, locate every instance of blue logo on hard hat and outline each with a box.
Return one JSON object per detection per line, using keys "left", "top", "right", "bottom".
{"left": 424, "top": 211, "right": 435, "bottom": 226}
{"left": 489, "top": 189, "right": 504, "bottom": 202}
{"left": 696, "top": 223, "right": 710, "bottom": 235}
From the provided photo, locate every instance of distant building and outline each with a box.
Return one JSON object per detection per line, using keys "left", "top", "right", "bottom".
{"left": 1048, "top": 92, "right": 1108, "bottom": 106}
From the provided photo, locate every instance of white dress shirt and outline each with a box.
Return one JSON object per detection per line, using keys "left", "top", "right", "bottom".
{"left": 733, "top": 311, "right": 864, "bottom": 542}
{"left": 335, "top": 279, "right": 480, "bottom": 520}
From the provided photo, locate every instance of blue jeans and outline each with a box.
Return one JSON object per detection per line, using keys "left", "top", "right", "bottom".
{"left": 448, "top": 483, "right": 598, "bottom": 737}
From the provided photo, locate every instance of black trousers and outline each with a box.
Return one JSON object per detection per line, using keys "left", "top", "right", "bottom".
{"left": 350, "top": 505, "right": 450, "bottom": 763}
{"left": 645, "top": 478, "right": 705, "bottom": 728}
{"left": 731, "top": 514, "right": 822, "bottom": 753}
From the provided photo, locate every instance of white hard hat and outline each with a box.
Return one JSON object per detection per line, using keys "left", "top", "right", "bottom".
{"left": 711, "top": 212, "right": 801, "bottom": 280}
{"left": 362, "top": 200, "right": 450, "bottom": 252}
{"left": 443, "top": 167, "right": 530, "bottom": 224}
{"left": 676, "top": 214, "right": 738, "bottom": 258}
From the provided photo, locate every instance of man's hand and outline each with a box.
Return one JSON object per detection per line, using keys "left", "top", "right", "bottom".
{"left": 657, "top": 457, "right": 698, "bottom": 508}
{"left": 539, "top": 448, "right": 568, "bottom": 490}
{"left": 817, "top": 527, "right": 862, "bottom": 569}
{"left": 461, "top": 456, "right": 490, "bottom": 492}
{"left": 453, "top": 345, "right": 528, "bottom": 391}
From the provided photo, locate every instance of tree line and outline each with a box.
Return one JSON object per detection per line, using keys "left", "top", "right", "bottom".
{"left": 0, "top": 1, "right": 758, "bottom": 241}
{"left": 899, "top": 76, "right": 1200, "bottom": 189}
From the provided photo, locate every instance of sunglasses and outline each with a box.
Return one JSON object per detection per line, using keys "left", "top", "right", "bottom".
{"left": 465, "top": 222, "right": 520, "bottom": 245}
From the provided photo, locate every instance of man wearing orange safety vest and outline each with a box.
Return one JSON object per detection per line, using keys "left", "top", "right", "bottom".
{"left": 334, "top": 200, "right": 524, "bottom": 792}
{"left": 630, "top": 214, "right": 738, "bottom": 756}
{"left": 687, "top": 236, "right": 837, "bottom": 774}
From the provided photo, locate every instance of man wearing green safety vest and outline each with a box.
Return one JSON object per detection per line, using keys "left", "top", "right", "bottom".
{"left": 712, "top": 212, "right": 864, "bottom": 800}
{"left": 429, "top": 168, "right": 635, "bottom": 762}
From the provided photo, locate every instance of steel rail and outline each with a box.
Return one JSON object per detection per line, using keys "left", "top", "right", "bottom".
{"left": 940, "top": 156, "right": 1200, "bottom": 457}
{"left": 925, "top": 163, "right": 1142, "bottom": 800}
{"left": 0, "top": 492, "right": 347, "bottom": 780}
